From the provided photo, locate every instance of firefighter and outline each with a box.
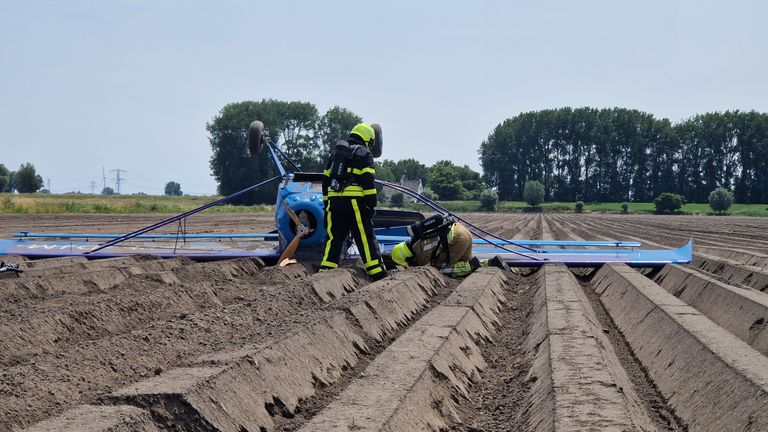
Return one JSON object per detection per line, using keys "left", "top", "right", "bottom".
{"left": 390, "top": 214, "right": 508, "bottom": 277}
{"left": 320, "top": 123, "right": 387, "bottom": 281}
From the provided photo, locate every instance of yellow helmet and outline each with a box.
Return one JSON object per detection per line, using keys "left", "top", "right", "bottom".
{"left": 391, "top": 241, "right": 413, "bottom": 267}
{"left": 350, "top": 123, "right": 376, "bottom": 145}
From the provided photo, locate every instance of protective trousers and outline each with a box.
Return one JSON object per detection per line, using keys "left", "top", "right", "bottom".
{"left": 320, "top": 197, "right": 386, "bottom": 280}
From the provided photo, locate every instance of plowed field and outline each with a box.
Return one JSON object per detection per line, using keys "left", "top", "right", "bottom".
{"left": 1, "top": 213, "right": 767, "bottom": 432}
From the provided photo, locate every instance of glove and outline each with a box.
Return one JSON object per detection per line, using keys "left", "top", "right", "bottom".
{"left": 440, "top": 260, "right": 474, "bottom": 277}
{"left": 391, "top": 242, "right": 413, "bottom": 267}
{"left": 364, "top": 195, "right": 377, "bottom": 212}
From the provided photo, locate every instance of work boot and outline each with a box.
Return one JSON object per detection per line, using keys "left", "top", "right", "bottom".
{"left": 469, "top": 256, "right": 481, "bottom": 271}
{"left": 487, "top": 255, "right": 510, "bottom": 271}
{"left": 369, "top": 270, "right": 388, "bottom": 282}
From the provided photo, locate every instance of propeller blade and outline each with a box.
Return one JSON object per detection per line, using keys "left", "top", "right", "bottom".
{"left": 278, "top": 234, "right": 302, "bottom": 263}
{"left": 282, "top": 200, "right": 301, "bottom": 225}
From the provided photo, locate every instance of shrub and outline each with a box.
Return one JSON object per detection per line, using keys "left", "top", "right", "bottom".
{"left": 574, "top": 201, "right": 584, "bottom": 213}
{"left": 390, "top": 192, "right": 404, "bottom": 208}
{"left": 654, "top": 192, "right": 686, "bottom": 214}
{"left": 465, "top": 190, "right": 481, "bottom": 201}
{"left": 620, "top": 202, "right": 629, "bottom": 214}
{"left": 422, "top": 188, "right": 438, "bottom": 201}
{"left": 479, "top": 189, "right": 498, "bottom": 211}
{"left": 377, "top": 190, "right": 388, "bottom": 205}
{"left": 523, "top": 180, "right": 545, "bottom": 208}
{"left": 708, "top": 187, "right": 734, "bottom": 214}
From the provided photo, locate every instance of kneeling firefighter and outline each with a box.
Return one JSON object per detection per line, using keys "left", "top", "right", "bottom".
{"left": 390, "top": 214, "right": 506, "bottom": 277}
{"left": 320, "top": 123, "right": 387, "bottom": 281}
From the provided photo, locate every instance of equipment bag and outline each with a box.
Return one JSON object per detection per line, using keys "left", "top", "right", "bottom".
{"left": 327, "top": 140, "right": 357, "bottom": 191}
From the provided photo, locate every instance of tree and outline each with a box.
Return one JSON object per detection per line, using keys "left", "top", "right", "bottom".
{"left": 654, "top": 192, "right": 686, "bottom": 214}
{"left": 381, "top": 159, "right": 430, "bottom": 185}
{"left": 422, "top": 188, "right": 438, "bottom": 201}
{"left": 523, "top": 180, "right": 545, "bottom": 208}
{"left": 102, "top": 187, "right": 115, "bottom": 195}
{"left": 14, "top": 163, "right": 44, "bottom": 193}
{"left": 276, "top": 101, "right": 322, "bottom": 172}
{"left": 208, "top": 99, "right": 310, "bottom": 204}
{"left": 374, "top": 161, "right": 396, "bottom": 182}
{"left": 316, "top": 106, "right": 362, "bottom": 161}
{"left": 390, "top": 193, "right": 404, "bottom": 208}
{"left": 377, "top": 189, "right": 389, "bottom": 205}
{"left": 5, "top": 172, "right": 16, "bottom": 193}
{"left": 479, "top": 189, "right": 498, "bottom": 211}
{"left": 455, "top": 164, "right": 483, "bottom": 195}
{"left": 164, "top": 181, "right": 183, "bottom": 196}
{"left": 0, "top": 164, "right": 9, "bottom": 192}
{"left": 208, "top": 100, "right": 364, "bottom": 204}
{"left": 428, "top": 161, "right": 466, "bottom": 200}
{"left": 708, "top": 187, "right": 734, "bottom": 214}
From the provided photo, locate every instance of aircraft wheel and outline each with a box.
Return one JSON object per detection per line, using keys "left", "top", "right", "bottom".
{"left": 248, "top": 121, "right": 266, "bottom": 155}
{"left": 370, "top": 123, "right": 383, "bottom": 158}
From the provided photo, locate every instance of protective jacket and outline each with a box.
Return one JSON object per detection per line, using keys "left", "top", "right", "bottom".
{"left": 322, "top": 139, "right": 377, "bottom": 209}
{"left": 392, "top": 222, "right": 478, "bottom": 277}
{"left": 320, "top": 137, "right": 385, "bottom": 280}
{"left": 410, "top": 222, "right": 473, "bottom": 267}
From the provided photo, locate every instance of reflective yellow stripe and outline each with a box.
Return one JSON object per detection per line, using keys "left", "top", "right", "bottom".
{"left": 367, "top": 266, "right": 383, "bottom": 275}
{"left": 321, "top": 206, "right": 335, "bottom": 265}
{"left": 320, "top": 261, "right": 338, "bottom": 268}
{"left": 363, "top": 188, "right": 377, "bottom": 196}
{"left": 347, "top": 167, "right": 375, "bottom": 176}
{"left": 323, "top": 169, "right": 330, "bottom": 176}
{"left": 340, "top": 185, "right": 363, "bottom": 192}
{"left": 351, "top": 199, "right": 373, "bottom": 263}
{"left": 364, "top": 259, "right": 380, "bottom": 268}
{"left": 327, "top": 190, "right": 364, "bottom": 198}
{"left": 327, "top": 185, "right": 365, "bottom": 198}
{"left": 322, "top": 195, "right": 328, "bottom": 201}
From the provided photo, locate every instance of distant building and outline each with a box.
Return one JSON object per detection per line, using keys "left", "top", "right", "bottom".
{"left": 383, "top": 176, "right": 423, "bottom": 203}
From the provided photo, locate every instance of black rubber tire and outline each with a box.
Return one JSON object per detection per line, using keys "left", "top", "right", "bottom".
{"left": 370, "top": 123, "right": 383, "bottom": 158}
{"left": 248, "top": 121, "right": 265, "bottom": 155}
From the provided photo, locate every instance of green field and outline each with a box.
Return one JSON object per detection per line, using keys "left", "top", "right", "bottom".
{"left": 1, "top": 193, "right": 766, "bottom": 216}
{"left": 0, "top": 193, "right": 272, "bottom": 214}
{"left": 402, "top": 200, "right": 768, "bottom": 216}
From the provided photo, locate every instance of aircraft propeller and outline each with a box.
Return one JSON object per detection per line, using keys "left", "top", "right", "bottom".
{"left": 278, "top": 200, "right": 314, "bottom": 264}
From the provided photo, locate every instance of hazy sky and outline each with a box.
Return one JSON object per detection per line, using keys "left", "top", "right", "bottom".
{"left": 1, "top": 0, "right": 766, "bottom": 195}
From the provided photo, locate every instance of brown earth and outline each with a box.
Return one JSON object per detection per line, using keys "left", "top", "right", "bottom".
{"left": 1, "top": 213, "right": 767, "bottom": 431}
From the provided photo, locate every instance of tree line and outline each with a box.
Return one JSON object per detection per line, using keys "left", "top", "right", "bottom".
{"left": 0, "top": 163, "right": 44, "bottom": 193}
{"left": 480, "top": 107, "right": 768, "bottom": 204}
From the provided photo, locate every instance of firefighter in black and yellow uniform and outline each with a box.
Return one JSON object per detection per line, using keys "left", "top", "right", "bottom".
{"left": 390, "top": 214, "right": 507, "bottom": 277}
{"left": 320, "top": 123, "right": 387, "bottom": 281}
